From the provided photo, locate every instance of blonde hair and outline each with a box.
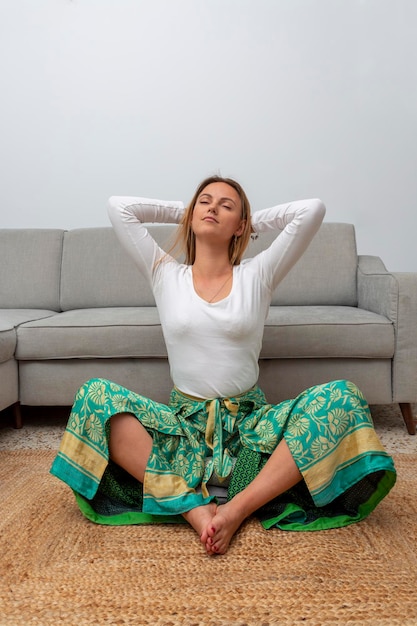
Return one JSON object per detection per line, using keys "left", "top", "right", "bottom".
{"left": 171, "top": 175, "right": 252, "bottom": 266}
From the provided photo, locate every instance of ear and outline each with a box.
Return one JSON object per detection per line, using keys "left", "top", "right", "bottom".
{"left": 234, "top": 219, "right": 246, "bottom": 237}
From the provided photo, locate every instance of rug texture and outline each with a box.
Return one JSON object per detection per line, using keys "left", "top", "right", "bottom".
{"left": 1, "top": 450, "right": 416, "bottom": 626}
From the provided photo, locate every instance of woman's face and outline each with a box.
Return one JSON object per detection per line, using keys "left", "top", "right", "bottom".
{"left": 191, "top": 182, "right": 246, "bottom": 243}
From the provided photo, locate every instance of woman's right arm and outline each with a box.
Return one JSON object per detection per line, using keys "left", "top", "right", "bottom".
{"left": 108, "top": 196, "right": 185, "bottom": 279}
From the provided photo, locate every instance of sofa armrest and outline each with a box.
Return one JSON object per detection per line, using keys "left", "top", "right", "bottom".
{"left": 358, "top": 255, "right": 417, "bottom": 402}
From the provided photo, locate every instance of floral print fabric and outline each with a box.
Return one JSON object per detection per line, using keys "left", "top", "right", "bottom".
{"left": 50, "top": 378, "right": 396, "bottom": 525}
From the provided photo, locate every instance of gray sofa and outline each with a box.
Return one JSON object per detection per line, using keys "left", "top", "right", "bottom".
{"left": 1, "top": 223, "right": 416, "bottom": 434}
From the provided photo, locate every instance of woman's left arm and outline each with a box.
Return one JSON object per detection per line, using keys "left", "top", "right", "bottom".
{"left": 251, "top": 199, "right": 326, "bottom": 290}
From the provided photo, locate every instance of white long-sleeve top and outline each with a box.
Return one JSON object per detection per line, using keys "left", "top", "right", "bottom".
{"left": 108, "top": 196, "right": 325, "bottom": 399}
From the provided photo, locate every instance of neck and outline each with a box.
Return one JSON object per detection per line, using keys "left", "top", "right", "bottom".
{"left": 192, "top": 242, "right": 232, "bottom": 277}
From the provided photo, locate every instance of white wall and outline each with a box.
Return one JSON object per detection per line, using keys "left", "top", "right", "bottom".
{"left": 1, "top": 0, "right": 416, "bottom": 270}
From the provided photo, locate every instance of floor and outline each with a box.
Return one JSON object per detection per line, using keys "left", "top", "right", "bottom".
{"left": 0, "top": 403, "right": 416, "bottom": 453}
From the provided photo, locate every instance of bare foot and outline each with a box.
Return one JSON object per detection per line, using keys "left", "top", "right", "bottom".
{"left": 203, "top": 501, "right": 246, "bottom": 556}
{"left": 182, "top": 503, "right": 217, "bottom": 551}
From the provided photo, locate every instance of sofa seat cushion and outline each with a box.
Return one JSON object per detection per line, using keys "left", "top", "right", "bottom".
{"left": 0, "top": 323, "right": 16, "bottom": 363}
{"left": 261, "top": 306, "right": 394, "bottom": 358}
{"left": 16, "top": 308, "right": 167, "bottom": 360}
{"left": 0, "top": 310, "right": 59, "bottom": 363}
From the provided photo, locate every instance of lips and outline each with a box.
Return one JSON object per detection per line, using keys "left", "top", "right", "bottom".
{"left": 203, "top": 216, "right": 218, "bottom": 223}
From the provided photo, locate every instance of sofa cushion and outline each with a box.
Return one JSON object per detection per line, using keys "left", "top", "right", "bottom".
{"left": 0, "top": 229, "right": 64, "bottom": 310}
{"left": 0, "top": 309, "right": 59, "bottom": 327}
{"left": 245, "top": 223, "right": 358, "bottom": 306}
{"left": 0, "top": 359, "right": 18, "bottom": 411}
{"left": 60, "top": 223, "right": 357, "bottom": 310}
{"left": 16, "top": 308, "right": 167, "bottom": 359}
{"left": 16, "top": 305, "right": 394, "bottom": 362}
{"left": 0, "top": 310, "right": 59, "bottom": 363}
{"left": 0, "top": 322, "right": 16, "bottom": 363}
{"left": 261, "top": 306, "right": 394, "bottom": 358}
{"left": 60, "top": 226, "right": 176, "bottom": 310}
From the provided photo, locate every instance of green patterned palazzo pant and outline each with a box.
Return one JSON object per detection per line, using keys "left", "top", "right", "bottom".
{"left": 50, "top": 378, "right": 396, "bottom": 530}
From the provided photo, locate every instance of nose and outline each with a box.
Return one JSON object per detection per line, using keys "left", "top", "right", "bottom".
{"left": 208, "top": 203, "right": 217, "bottom": 214}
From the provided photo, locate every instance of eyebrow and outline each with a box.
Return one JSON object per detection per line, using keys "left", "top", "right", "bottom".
{"left": 199, "top": 193, "right": 237, "bottom": 206}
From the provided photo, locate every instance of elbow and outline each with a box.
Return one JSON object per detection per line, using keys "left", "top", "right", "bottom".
{"left": 312, "top": 198, "right": 326, "bottom": 220}
{"left": 107, "top": 196, "right": 126, "bottom": 220}
{"left": 107, "top": 196, "right": 125, "bottom": 226}
{"left": 107, "top": 197, "right": 116, "bottom": 223}
{"left": 108, "top": 196, "right": 120, "bottom": 212}
{"left": 308, "top": 199, "right": 326, "bottom": 227}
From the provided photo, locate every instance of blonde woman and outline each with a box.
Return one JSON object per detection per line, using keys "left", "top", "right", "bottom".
{"left": 51, "top": 176, "right": 395, "bottom": 556}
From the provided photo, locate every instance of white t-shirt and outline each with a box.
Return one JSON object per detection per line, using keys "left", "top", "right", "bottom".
{"left": 108, "top": 196, "right": 325, "bottom": 399}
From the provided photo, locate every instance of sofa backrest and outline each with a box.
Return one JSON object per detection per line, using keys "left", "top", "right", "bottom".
{"left": 60, "top": 225, "right": 176, "bottom": 310}
{"left": 0, "top": 229, "right": 64, "bottom": 310}
{"left": 59, "top": 222, "right": 358, "bottom": 310}
{"left": 245, "top": 222, "right": 358, "bottom": 306}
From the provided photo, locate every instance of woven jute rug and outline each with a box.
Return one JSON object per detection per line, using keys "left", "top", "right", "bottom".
{"left": 1, "top": 450, "right": 416, "bottom": 626}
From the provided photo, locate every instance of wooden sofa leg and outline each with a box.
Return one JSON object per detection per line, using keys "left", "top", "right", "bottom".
{"left": 13, "top": 402, "right": 22, "bottom": 429}
{"left": 399, "top": 403, "right": 416, "bottom": 436}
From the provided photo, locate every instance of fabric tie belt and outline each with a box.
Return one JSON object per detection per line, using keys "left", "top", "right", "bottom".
{"left": 174, "top": 387, "right": 257, "bottom": 494}
{"left": 205, "top": 396, "right": 239, "bottom": 481}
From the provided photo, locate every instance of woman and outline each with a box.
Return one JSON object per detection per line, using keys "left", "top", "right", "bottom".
{"left": 51, "top": 175, "right": 396, "bottom": 556}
